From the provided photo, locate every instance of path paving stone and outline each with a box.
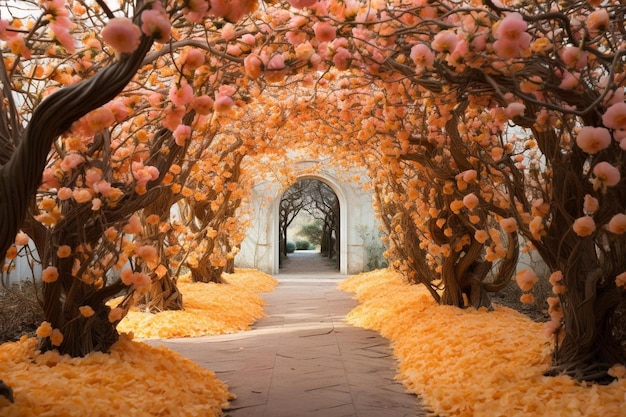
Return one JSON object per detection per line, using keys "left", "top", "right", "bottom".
{"left": 148, "top": 251, "right": 428, "bottom": 417}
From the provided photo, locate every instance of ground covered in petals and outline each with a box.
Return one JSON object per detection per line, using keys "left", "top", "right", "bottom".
{"left": 340, "top": 270, "right": 626, "bottom": 417}
{"left": 0, "top": 269, "right": 277, "bottom": 416}
{"left": 0, "top": 334, "right": 232, "bottom": 416}
{"left": 116, "top": 269, "right": 278, "bottom": 339}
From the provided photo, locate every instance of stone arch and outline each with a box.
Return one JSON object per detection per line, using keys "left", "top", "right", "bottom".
{"left": 274, "top": 173, "right": 348, "bottom": 274}
{"left": 235, "top": 161, "right": 378, "bottom": 275}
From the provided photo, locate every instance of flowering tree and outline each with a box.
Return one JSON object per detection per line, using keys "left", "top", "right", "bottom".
{"left": 310, "top": 0, "right": 625, "bottom": 382}
{"left": 0, "top": 0, "right": 259, "bottom": 356}
{"left": 238, "top": 0, "right": 626, "bottom": 381}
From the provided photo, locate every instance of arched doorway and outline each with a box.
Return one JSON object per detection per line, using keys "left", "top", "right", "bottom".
{"left": 235, "top": 161, "right": 379, "bottom": 275}
{"left": 278, "top": 178, "right": 341, "bottom": 271}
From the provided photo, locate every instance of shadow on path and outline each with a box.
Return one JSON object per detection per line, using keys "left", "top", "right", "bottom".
{"left": 149, "top": 252, "right": 428, "bottom": 417}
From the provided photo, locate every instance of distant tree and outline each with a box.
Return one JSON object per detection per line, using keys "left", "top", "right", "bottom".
{"left": 296, "top": 219, "right": 323, "bottom": 248}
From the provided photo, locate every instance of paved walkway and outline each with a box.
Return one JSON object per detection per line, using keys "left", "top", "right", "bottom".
{"left": 149, "top": 251, "right": 427, "bottom": 417}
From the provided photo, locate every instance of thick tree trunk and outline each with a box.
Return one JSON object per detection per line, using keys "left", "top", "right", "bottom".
{"left": 135, "top": 274, "right": 184, "bottom": 313}
{"left": 190, "top": 256, "right": 225, "bottom": 284}
{"left": 549, "top": 268, "right": 624, "bottom": 383}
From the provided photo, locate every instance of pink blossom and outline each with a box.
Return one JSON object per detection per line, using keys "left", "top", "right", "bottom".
{"left": 181, "top": 48, "right": 205, "bottom": 70}
{"left": 333, "top": 47, "right": 351, "bottom": 70}
{"left": 474, "top": 230, "right": 489, "bottom": 244}
{"left": 493, "top": 13, "right": 531, "bottom": 59}
{"left": 209, "top": 0, "right": 257, "bottom": 23}
{"left": 572, "top": 215, "right": 596, "bottom": 237}
{"left": 459, "top": 169, "right": 477, "bottom": 183}
{"left": 123, "top": 214, "right": 142, "bottom": 235}
{"left": 265, "top": 54, "right": 287, "bottom": 82}
{"left": 592, "top": 161, "right": 621, "bottom": 190}
{"left": 120, "top": 269, "right": 134, "bottom": 286}
{"left": 60, "top": 154, "right": 85, "bottom": 172}
{"left": 583, "top": 194, "right": 599, "bottom": 214}
{"left": 107, "top": 100, "right": 129, "bottom": 122}
{"left": 87, "top": 107, "right": 115, "bottom": 132}
{"left": 495, "top": 13, "right": 528, "bottom": 42}
{"left": 286, "top": 30, "right": 306, "bottom": 46}
{"left": 505, "top": 102, "right": 525, "bottom": 118}
{"left": 93, "top": 180, "right": 112, "bottom": 196}
{"left": 162, "top": 106, "right": 185, "bottom": 131}
{"left": 432, "top": 31, "right": 458, "bottom": 53}
{"left": 516, "top": 269, "right": 538, "bottom": 292}
{"left": 132, "top": 162, "right": 159, "bottom": 186}
{"left": 410, "top": 44, "right": 434, "bottom": 69}
{"left": 169, "top": 79, "right": 194, "bottom": 107}
{"left": 288, "top": 0, "right": 317, "bottom": 9}
{"left": 15, "top": 232, "right": 29, "bottom": 246}
{"left": 295, "top": 43, "right": 314, "bottom": 61}
{"left": 108, "top": 307, "right": 125, "bottom": 323}
{"left": 587, "top": 9, "right": 609, "bottom": 36}
{"left": 136, "top": 245, "right": 158, "bottom": 264}
{"left": 192, "top": 95, "right": 214, "bottom": 115}
{"left": 214, "top": 95, "right": 234, "bottom": 113}
{"left": 493, "top": 38, "right": 520, "bottom": 60}
{"left": 548, "top": 271, "right": 563, "bottom": 286}
{"left": 560, "top": 46, "right": 587, "bottom": 70}
{"left": 0, "top": 19, "right": 17, "bottom": 41}
{"left": 50, "top": 19, "right": 76, "bottom": 53}
{"left": 314, "top": 21, "right": 336, "bottom": 42}
{"left": 558, "top": 71, "right": 580, "bottom": 90}
{"left": 101, "top": 18, "right": 141, "bottom": 55}
{"left": 244, "top": 54, "right": 263, "bottom": 79}
{"left": 462, "top": 193, "right": 479, "bottom": 210}
{"left": 183, "top": 0, "right": 209, "bottom": 23}
{"left": 222, "top": 23, "right": 237, "bottom": 41}
{"left": 141, "top": 4, "right": 171, "bottom": 42}
{"left": 173, "top": 124, "right": 192, "bottom": 146}
{"left": 84, "top": 168, "right": 102, "bottom": 187}
{"left": 529, "top": 216, "right": 546, "bottom": 240}
{"left": 41, "top": 168, "right": 60, "bottom": 190}
{"left": 499, "top": 217, "right": 518, "bottom": 233}
{"left": 576, "top": 126, "right": 611, "bottom": 153}
{"left": 132, "top": 271, "right": 152, "bottom": 293}
{"left": 607, "top": 213, "right": 626, "bottom": 234}
{"left": 602, "top": 102, "right": 626, "bottom": 130}
{"left": 91, "top": 198, "right": 102, "bottom": 211}
{"left": 57, "top": 187, "right": 73, "bottom": 200}
{"left": 42, "top": 266, "right": 59, "bottom": 283}
{"left": 240, "top": 33, "right": 256, "bottom": 46}
{"left": 73, "top": 188, "right": 92, "bottom": 203}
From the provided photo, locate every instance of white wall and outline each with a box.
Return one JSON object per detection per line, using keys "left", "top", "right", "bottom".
{"left": 235, "top": 162, "right": 379, "bottom": 275}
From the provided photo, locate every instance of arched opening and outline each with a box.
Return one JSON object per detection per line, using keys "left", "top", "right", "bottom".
{"left": 278, "top": 178, "right": 340, "bottom": 272}
{"left": 235, "top": 164, "right": 377, "bottom": 275}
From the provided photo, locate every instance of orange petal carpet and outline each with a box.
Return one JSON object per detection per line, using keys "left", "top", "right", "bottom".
{"left": 116, "top": 269, "right": 278, "bottom": 339}
{"left": 0, "top": 269, "right": 277, "bottom": 416}
{"left": 339, "top": 269, "right": 626, "bottom": 417}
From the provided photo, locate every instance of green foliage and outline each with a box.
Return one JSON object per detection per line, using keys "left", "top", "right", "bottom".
{"left": 296, "top": 219, "right": 323, "bottom": 247}
{"left": 286, "top": 241, "right": 296, "bottom": 253}
{"left": 295, "top": 240, "right": 311, "bottom": 250}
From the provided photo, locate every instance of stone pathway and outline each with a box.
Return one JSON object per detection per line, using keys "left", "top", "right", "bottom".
{"left": 149, "top": 251, "right": 427, "bottom": 417}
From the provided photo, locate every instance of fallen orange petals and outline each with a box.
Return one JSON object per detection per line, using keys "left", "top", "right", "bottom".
{"left": 116, "top": 269, "right": 278, "bottom": 339}
{"left": 0, "top": 334, "right": 232, "bottom": 416}
{"left": 1, "top": 269, "right": 277, "bottom": 416}
{"left": 340, "top": 269, "right": 626, "bottom": 417}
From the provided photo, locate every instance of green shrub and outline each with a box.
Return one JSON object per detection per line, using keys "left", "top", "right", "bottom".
{"left": 286, "top": 241, "right": 296, "bottom": 253}
{"left": 295, "top": 240, "right": 310, "bottom": 250}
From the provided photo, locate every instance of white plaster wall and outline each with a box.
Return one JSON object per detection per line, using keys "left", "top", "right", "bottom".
{"left": 235, "top": 162, "right": 379, "bottom": 275}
